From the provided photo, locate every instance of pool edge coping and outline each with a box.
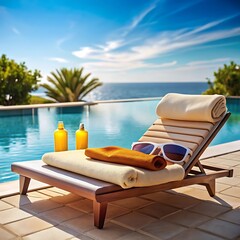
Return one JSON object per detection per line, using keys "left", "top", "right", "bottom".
{"left": 0, "top": 97, "right": 162, "bottom": 111}
{"left": 0, "top": 96, "right": 239, "bottom": 111}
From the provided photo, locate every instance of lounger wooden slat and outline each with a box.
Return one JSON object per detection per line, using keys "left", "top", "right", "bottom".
{"left": 143, "top": 130, "right": 204, "bottom": 144}
{"left": 154, "top": 118, "right": 214, "bottom": 130}
{"left": 148, "top": 125, "right": 209, "bottom": 138}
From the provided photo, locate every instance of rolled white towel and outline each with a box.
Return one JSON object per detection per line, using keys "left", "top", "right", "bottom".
{"left": 156, "top": 93, "right": 227, "bottom": 123}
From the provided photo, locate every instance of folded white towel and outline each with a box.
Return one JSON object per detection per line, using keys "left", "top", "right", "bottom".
{"left": 156, "top": 93, "right": 226, "bottom": 123}
{"left": 42, "top": 150, "right": 185, "bottom": 189}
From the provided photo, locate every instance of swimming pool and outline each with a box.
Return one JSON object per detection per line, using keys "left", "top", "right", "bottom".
{"left": 0, "top": 98, "right": 240, "bottom": 183}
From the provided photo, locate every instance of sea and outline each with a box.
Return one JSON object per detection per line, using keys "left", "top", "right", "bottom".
{"left": 33, "top": 82, "right": 209, "bottom": 101}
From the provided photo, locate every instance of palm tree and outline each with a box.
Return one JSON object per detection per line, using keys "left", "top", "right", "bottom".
{"left": 41, "top": 67, "right": 102, "bottom": 102}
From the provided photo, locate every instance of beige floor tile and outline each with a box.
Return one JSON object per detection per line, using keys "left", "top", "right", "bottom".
{"left": 111, "top": 212, "right": 157, "bottom": 230}
{"left": 202, "top": 157, "right": 219, "bottom": 163}
{"left": 218, "top": 208, "right": 240, "bottom": 225}
{"left": 141, "top": 190, "right": 172, "bottom": 201}
{"left": 198, "top": 219, "right": 240, "bottom": 239}
{"left": 1, "top": 195, "right": 31, "bottom": 207}
{"left": 229, "top": 152, "right": 240, "bottom": 157}
{"left": 50, "top": 193, "right": 82, "bottom": 204}
{"left": 0, "top": 200, "right": 13, "bottom": 211}
{"left": 105, "top": 204, "right": 130, "bottom": 219}
{"left": 0, "top": 227, "right": 17, "bottom": 240}
{"left": 0, "top": 207, "right": 32, "bottom": 224}
{"left": 111, "top": 197, "right": 153, "bottom": 210}
{"left": 39, "top": 206, "right": 84, "bottom": 224}
{"left": 1, "top": 192, "right": 50, "bottom": 208}
{"left": 117, "top": 231, "right": 156, "bottom": 240}
{"left": 67, "top": 199, "right": 93, "bottom": 213}
{"left": 215, "top": 158, "right": 240, "bottom": 167}
{"left": 22, "top": 226, "right": 75, "bottom": 240}
{"left": 37, "top": 189, "right": 64, "bottom": 197}
{"left": 201, "top": 161, "right": 230, "bottom": 169}
{"left": 21, "top": 199, "right": 63, "bottom": 214}
{"left": 216, "top": 183, "right": 233, "bottom": 192}
{"left": 4, "top": 216, "right": 53, "bottom": 236}
{"left": 217, "top": 176, "right": 240, "bottom": 186}
{"left": 233, "top": 167, "right": 240, "bottom": 177}
{"left": 191, "top": 182, "right": 232, "bottom": 193}
{"left": 27, "top": 191, "right": 51, "bottom": 200}
{"left": 86, "top": 222, "right": 131, "bottom": 240}
{"left": 62, "top": 214, "right": 96, "bottom": 234}
{"left": 216, "top": 193, "right": 240, "bottom": 208}
{"left": 174, "top": 186, "right": 196, "bottom": 194}
{"left": 218, "top": 153, "right": 240, "bottom": 160}
{"left": 48, "top": 187, "right": 71, "bottom": 195}
{"left": 220, "top": 186, "right": 240, "bottom": 198}
{"left": 140, "top": 220, "right": 187, "bottom": 239}
{"left": 171, "top": 228, "right": 225, "bottom": 240}
{"left": 142, "top": 191, "right": 200, "bottom": 209}
{"left": 70, "top": 235, "right": 94, "bottom": 240}
{"left": 137, "top": 202, "right": 179, "bottom": 219}
{"left": 61, "top": 214, "right": 95, "bottom": 234}
{"left": 188, "top": 201, "right": 231, "bottom": 217}
{"left": 164, "top": 210, "right": 211, "bottom": 227}
{"left": 0, "top": 181, "right": 19, "bottom": 198}
{"left": 175, "top": 188, "right": 227, "bottom": 203}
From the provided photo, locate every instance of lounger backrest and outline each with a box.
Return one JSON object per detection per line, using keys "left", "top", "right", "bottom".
{"left": 139, "top": 113, "right": 230, "bottom": 174}
{"left": 139, "top": 118, "right": 214, "bottom": 153}
{"left": 138, "top": 93, "right": 229, "bottom": 175}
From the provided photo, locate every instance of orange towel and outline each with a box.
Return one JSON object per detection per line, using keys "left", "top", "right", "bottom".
{"left": 85, "top": 146, "right": 167, "bottom": 171}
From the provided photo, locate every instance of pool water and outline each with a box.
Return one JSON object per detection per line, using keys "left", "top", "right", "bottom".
{"left": 0, "top": 99, "right": 239, "bottom": 183}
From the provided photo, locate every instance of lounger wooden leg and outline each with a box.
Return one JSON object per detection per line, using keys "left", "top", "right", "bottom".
{"left": 93, "top": 201, "right": 108, "bottom": 229}
{"left": 19, "top": 175, "right": 31, "bottom": 195}
{"left": 205, "top": 179, "right": 216, "bottom": 197}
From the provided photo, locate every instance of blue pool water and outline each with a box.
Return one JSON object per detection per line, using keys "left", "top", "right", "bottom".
{"left": 0, "top": 98, "right": 240, "bottom": 183}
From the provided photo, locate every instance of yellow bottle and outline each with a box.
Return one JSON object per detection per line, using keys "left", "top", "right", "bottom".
{"left": 54, "top": 121, "right": 68, "bottom": 152}
{"left": 76, "top": 123, "right": 88, "bottom": 149}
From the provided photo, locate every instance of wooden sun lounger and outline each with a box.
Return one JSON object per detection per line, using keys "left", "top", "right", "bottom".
{"left": 11, "top": 112, "right": 233, "bottom": 229}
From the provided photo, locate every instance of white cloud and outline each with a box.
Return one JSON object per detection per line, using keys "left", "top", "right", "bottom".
{"left": 71, "top": 11, "right": 240, "bottom": 76}
{"left": 72, "top": 25, "right": 240, "bottom": 72}
{"left": 73, "top": 47, "right": 97, "bottom": 58}
{"left": 48, "top": 57, "right": 68, "bottom": 63}
{"left": 186, "top": 58, "right": 230, "bottom": 66}
{"left": 72, "top": 40, "right": 124, "bottom": 59}
{"left": 56, "top": 35, "right": 73, "bottom": 50}
{"left": 83, "top": 60, "right": 177, "bottom": 72}
{"left": 121, "top": 2, "right": 157, "bottom": 36}
{"left": 97, "top": 40, "right": 124, "bottom": 51}
{"left": 174, "top": 58, "right": 231, "bottom": 73}
{"left": 12, "top": 27, "right": 20, "bottom": 35}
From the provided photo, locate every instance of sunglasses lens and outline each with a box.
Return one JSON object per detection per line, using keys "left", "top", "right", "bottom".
{"left": 163, "top": 144, "right": 187, "bottom": 161}
{"left": 132, "top": 143, "right": 154, "bottom": 154}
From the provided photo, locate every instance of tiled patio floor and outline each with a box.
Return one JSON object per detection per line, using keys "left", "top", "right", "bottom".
{"left": 0, "top": 148, "right": 240, "bottom": 239}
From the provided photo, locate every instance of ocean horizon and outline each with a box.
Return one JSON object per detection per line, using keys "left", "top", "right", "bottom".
{"left": 33, "top": 82, "right": 209, "bottom": 101}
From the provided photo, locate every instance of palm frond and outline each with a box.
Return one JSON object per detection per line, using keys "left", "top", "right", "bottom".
{"left": 41, "top": 67, "right": 102, "bottom": 102}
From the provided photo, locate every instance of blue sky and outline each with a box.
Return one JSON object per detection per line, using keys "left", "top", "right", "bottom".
{"left": 0, "top": 0, "right": 240, "bottom": 83}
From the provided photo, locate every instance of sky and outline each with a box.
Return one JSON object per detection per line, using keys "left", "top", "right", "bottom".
{"left": 0, "top": 0, "right": 240, "bottom": 83}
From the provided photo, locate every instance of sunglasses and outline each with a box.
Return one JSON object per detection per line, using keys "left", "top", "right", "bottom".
{"left": 131, "top": 142, "right": 190, "bottom": 163}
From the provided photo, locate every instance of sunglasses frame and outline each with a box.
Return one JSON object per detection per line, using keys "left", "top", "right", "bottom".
{"left": 131, "top": 142, "right": 191, "bottom": 163}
